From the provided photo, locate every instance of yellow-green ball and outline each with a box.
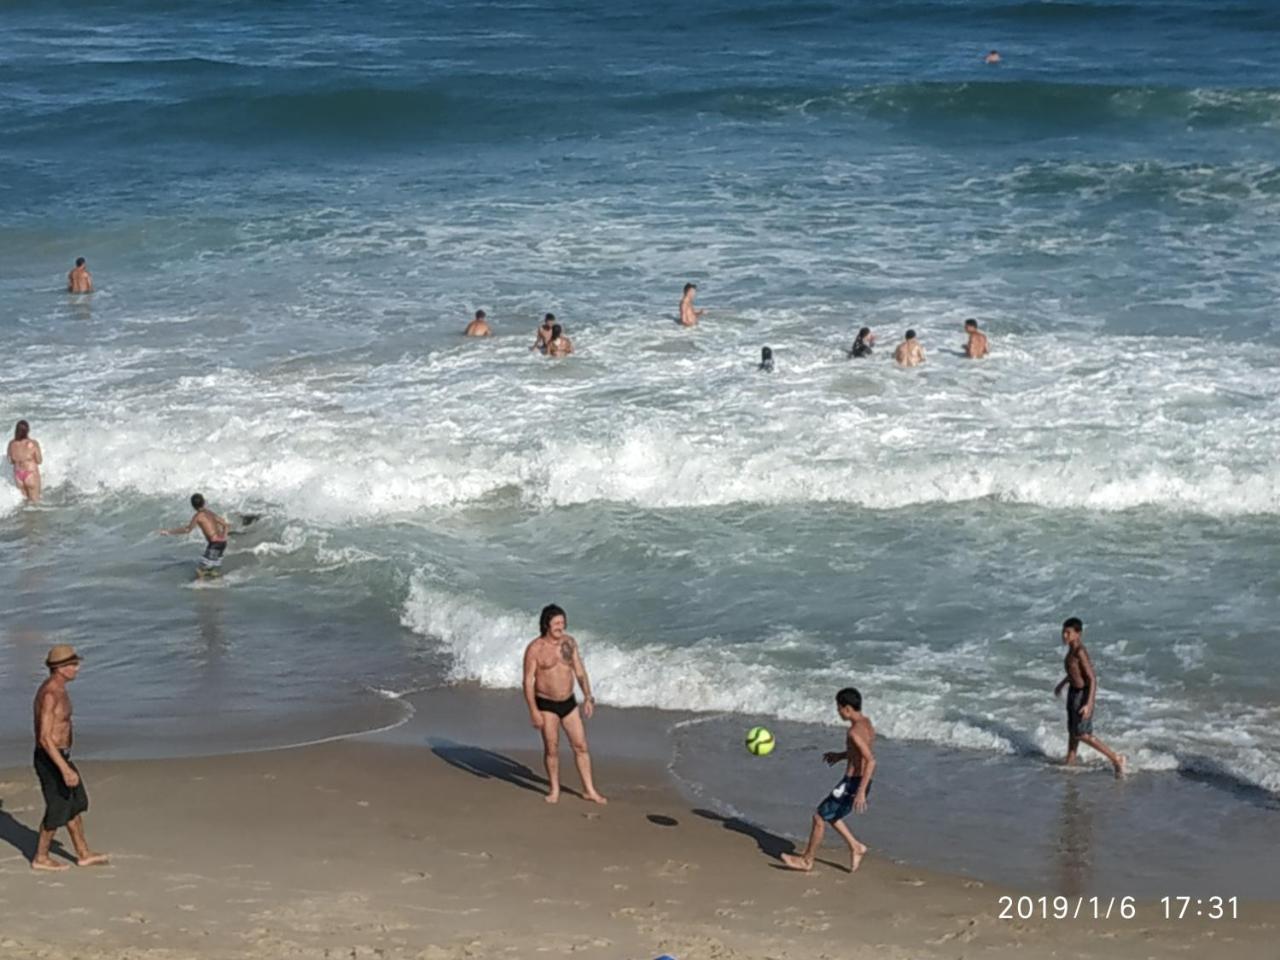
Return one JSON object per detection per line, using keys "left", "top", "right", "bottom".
{"left": 746, "top": 726, "right": 776, "bottom": 756}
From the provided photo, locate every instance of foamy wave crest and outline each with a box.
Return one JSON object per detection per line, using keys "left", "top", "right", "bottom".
{"left": 400, "top": 578, "right": 1280, "bottom": 793}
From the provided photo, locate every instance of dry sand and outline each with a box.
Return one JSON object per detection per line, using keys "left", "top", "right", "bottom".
{"left": 0, "top": 739, "right": 1274, "bottom": 960}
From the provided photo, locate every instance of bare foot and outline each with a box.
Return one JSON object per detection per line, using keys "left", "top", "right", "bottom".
{"left": 1063, "top": 755, "right": 1078, "bottom": 767}
{"left": 545, "top": 790, "right": 560, "bottom": 804}
{"left": 780, "top": 853, "right": 814, "bottom": 872}
{"left": 849, "top": 842, "right": 868, "bottom": 873}
{"left": 77, "top": 853, "right": 110, "bottom": 867}
{"left": 31, "top": 858, "right": 69, "bottom": 872}
{"left": 584, "top": 792, "right": 608, "bottom": 806}
{"left": 1114, "top": 755, "right": 1127, "bottom": 779}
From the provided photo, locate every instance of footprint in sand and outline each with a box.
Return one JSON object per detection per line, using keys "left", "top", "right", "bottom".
{"left": 400, "top": 872, "right": 430, "bottom": 884}
{"left": 899, "top": 877, "right": 926, "bottom": 886}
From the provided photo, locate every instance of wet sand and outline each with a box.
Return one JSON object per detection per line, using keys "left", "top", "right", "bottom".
{"left": 0, "top": 738, "right": 1275, "bottom": 960}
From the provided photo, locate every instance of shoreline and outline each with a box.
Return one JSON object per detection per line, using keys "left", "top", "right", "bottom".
{"left": 2, "top": 736, "right": 1276, "bottom": 960}
{"left": 3, "top": 681, "right": 1276, "bottom": 900}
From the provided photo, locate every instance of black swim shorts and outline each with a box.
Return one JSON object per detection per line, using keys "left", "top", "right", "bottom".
{"left": 535, "top": 694, "right": 578, "bottom": 720}
{"left": 1067, "top": 686, "right": 1094, "bottom": 738}
{"left": 817, "top": 775, "right": 871, "bottom": 823}
{"left": 34, "top": 748, "right": 89, "bottom": 830}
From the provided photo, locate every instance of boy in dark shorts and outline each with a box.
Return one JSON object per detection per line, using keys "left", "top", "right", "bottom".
{"left": 781, "top": 687, "right": 876, "bottom": 873}
{"left": 1054, "top": 617, "right": 1126, "bottom": 778}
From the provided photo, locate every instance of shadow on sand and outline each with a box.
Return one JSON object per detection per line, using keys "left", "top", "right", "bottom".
{"left": 0, "top": 800, "right": 73, "bottom": 864}
{"left": 429, "top": 739, "right": 583, "bottom": 799}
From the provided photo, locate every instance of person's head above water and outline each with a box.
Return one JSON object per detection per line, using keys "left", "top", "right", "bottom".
{"left": 75, "top": 257, "right": 86, "bottom": 268}
{"left": 190, "top": 492, "right": 205, "bottom": 510}
{"left": 964, "top": 318, "right": 978, "bottom": 331}
{"left": 759, "top": 346, "right": 774, "bottom": 371}
{"left": 905, "top": 329, "right": 917, "bottom": 340}
{"left": 475, "top": 309, "right": 486, "bottom": 320}
{"left": 683, "top": 282, "right": 697, "bottom": 295}
{"left": 550, "top": 324, "right": 563, "bottom": 340}
{"left": 543, "top": 313, "right": 555, "bottom": 325}
{"left": 14, "top": 419, "right": 30, "bottom": 441}
{"left": 984, "top": 50, "right": 1001, "bottom": 64}
{"left": 856, "top": 327, "right": 871, "bottom": 340}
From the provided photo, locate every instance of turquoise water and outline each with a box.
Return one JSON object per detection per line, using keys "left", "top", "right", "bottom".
{"left": 1, "top": 0, "right": 1277, "bottom": 887}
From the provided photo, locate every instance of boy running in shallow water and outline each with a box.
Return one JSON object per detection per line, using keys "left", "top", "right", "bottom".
{"left": 160, "top": 493, "right": 230, "bottom": 579}
{"left": 1054, "top": 617, "right": 1126, "bottom": 778}
{"left": 782, "top": 687, "right": 876, "bottom": 873}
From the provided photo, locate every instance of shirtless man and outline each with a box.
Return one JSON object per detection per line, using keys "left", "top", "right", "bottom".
{"left": 781, "top": 687, "right": 876, "bottom": 874}
{"left": 1054, "top": 617, "right": 1126, "bottom": 778}
{"left": 546, "top": 324, "right": 574, "bottom": 357}
{"left": 522, "top": 604, "right": 606, "bottom": 804}
{"left": 67, "top": 257, "right": 93, "bottom": 294}
{"left": 679, "top": 283, "right": 704, "bottom": 327}
{"left": 963, "top": 319, "right": 989, "bottom": 358}
{"left": 531, "top": 313, "right": 556, "bottom": 352}
{"left": 464, "top": 309, "right": 492, "bottom": 337}
{"left": 894, "top": 329, "right": 925, "bottom": 367}
{"left": 160, "top": 493, "right": 230, "bottom": 578}
{"left": 8, "top": 419, "right": 43, "bottom": 502}
{"left": 32, "top": 645, "right": 108, "bottom": 870}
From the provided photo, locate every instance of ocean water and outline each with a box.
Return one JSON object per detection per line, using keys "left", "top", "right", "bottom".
{"left": 1, "top": 0, "right": 1277, "bottom": 888}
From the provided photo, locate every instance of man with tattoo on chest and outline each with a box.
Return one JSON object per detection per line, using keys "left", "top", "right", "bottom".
{"left": 522, "top": 604, "right": 607, "bottom": 805}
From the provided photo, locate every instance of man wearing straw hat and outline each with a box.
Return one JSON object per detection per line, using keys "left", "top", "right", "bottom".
{"left": 31, "top": 645, "right": 108, "bottom": 870}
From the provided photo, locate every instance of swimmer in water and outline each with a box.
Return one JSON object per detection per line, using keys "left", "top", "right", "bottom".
{"left": 160, "top": 493, "right": 231, "bottom": 579}
{"left": 547, "top": 324, "right": 574, "bottom": 357}
{"left": 759, "top": 346, "right": 774, "bottom": 372}
{"left": 984, "top": 50, "right": 1001, "bottom": 65}
{"left": 464, "top": 309, "right": 492, "bottom": 337}
{"left": 531, "top": 313, "right": 556, "bottom": 352}
{"left": 679, "top": 283, "right": 704, "bottom": 327}
{"left": 963, "top": 318, "right": 989, "bottom": 358}
{"left": 67, "top": 258, "right": 93, "bottom": 294}
{"left": 894, "top": 329, "right": 925, "bottom": 367}
{"left": 849, "top": 327, "right": 875, "bottom": 358}
{"left": 8, "top": 420, "right": 43, "bottom": 503}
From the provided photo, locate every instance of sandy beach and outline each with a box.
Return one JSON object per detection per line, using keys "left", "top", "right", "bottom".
{"left": 1, "top": 736, "right": 1274, "bottom": 960}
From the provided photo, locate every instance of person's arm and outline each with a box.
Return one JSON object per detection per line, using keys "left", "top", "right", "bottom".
{"left": 6, "top": 441, "right": 12, "bottom": 465}
{"left": 1054, "top": 675, "right": 1069, "bottom": 697}
{"left": 850, "top": 730, "right": 875, "bottom": 812}
{"left": 523, "top": 645, "right": 542, "bottom": 728}
{"left": 570, "top": 638, "right": 595, "bottom": 719}
{"left": 565, "top": 340, "right": 575, "bottom": 356}
{"left": 36, "top": 692, "right": 79, "bottom": 787}
{"left": 33, "top": 440, "right": 42, "bottom": 465}
{"left": 159, "top": 514, "right": 196, "bottom": 536}
{"left": 1079, "top": 648, "right": 1098, "bottom": 718}
{"left": 823, "top": 746, "right": 848, "bottom": 765}
{"left": 85, "top": 272, "right": 93, "bottom": 292}
{"left": 67, "top": 272, "right": 75, "bottom": 293}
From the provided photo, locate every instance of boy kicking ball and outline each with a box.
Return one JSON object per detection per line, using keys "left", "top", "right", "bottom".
{"left": 782, "top": 687, "right": 876, "bottom": 873}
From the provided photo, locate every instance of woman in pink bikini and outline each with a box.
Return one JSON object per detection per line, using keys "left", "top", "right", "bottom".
{"left": 8, "top": 420, "right": 43, "bottom": 502}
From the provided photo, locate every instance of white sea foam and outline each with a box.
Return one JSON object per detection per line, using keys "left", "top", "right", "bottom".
{"left": 399, "top": 577, "right": 1280, "bottom": 793}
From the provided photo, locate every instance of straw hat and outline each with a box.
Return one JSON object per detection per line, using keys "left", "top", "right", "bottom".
{"left": 45, "top": 645, "right": 82, "bottom": 668}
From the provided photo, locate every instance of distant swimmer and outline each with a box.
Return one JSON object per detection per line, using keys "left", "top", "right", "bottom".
{"left": 780, "top": 687, "right": 876, "bottom": 874}
{"left": 759, "top": 346, "right": 774, "bottom": 372}
{"left": 531, "top": 313, "right": 556, "bottom": 352}
{"left": 160, "top": 493, "right": 230, "bottom": 579}
{"left": 464, "top": 309, "right": 492, "bottom": 337}
{"left": 984, "top": 50, "right": 1001, "bottom": 65}
{"left": 1054, "top": 617, "right": 1126, "bottom": 778}
{"left": 963, "top": 318, "right": 989, "bottom": 358}
{"left": 32, "top": 644, "right": 108, "bottom": 870}
{"left": 8, "top": 419, "right": 43, "bottom": 503}
{"left": 679, "top": 282, "right": 705, "bottom": 327}
{"left": 894, "top": 329, "right": 925, "bottom": 367}
{"left": 849, "top": 327, "right": 875, "bottom": 358}
{"left": 522, "top": 604, "right": 606, "bottom": 805}
{"left": 547, "top": 323, "right": 574, "bottom": 357}
{"left": 67, "top": 257, "right": 93, "bottom": 294}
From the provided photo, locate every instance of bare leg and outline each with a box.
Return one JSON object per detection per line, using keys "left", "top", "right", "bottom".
{"left": 561, "top": 709, "right": 606, "bottom": 804}
{"left": 1064, "top": 734, "right": 1080, "bottom": 766}
{"left": 1080, "top": 735, "right": 1127, "bottom": 778}
{"left": 538, "top": 712, "right": 562, "bottom": 803}
{"left": 831, "top": 819, "right": 867, "bottom": 873}
{"left": 781, "top": 814, "right": 825, "bottom": 871}
{"left": 31, "top": 826, "right": 68, "bottom": 871}
{"left": 66, "top": 816, "right": 108, "bottom": 866}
